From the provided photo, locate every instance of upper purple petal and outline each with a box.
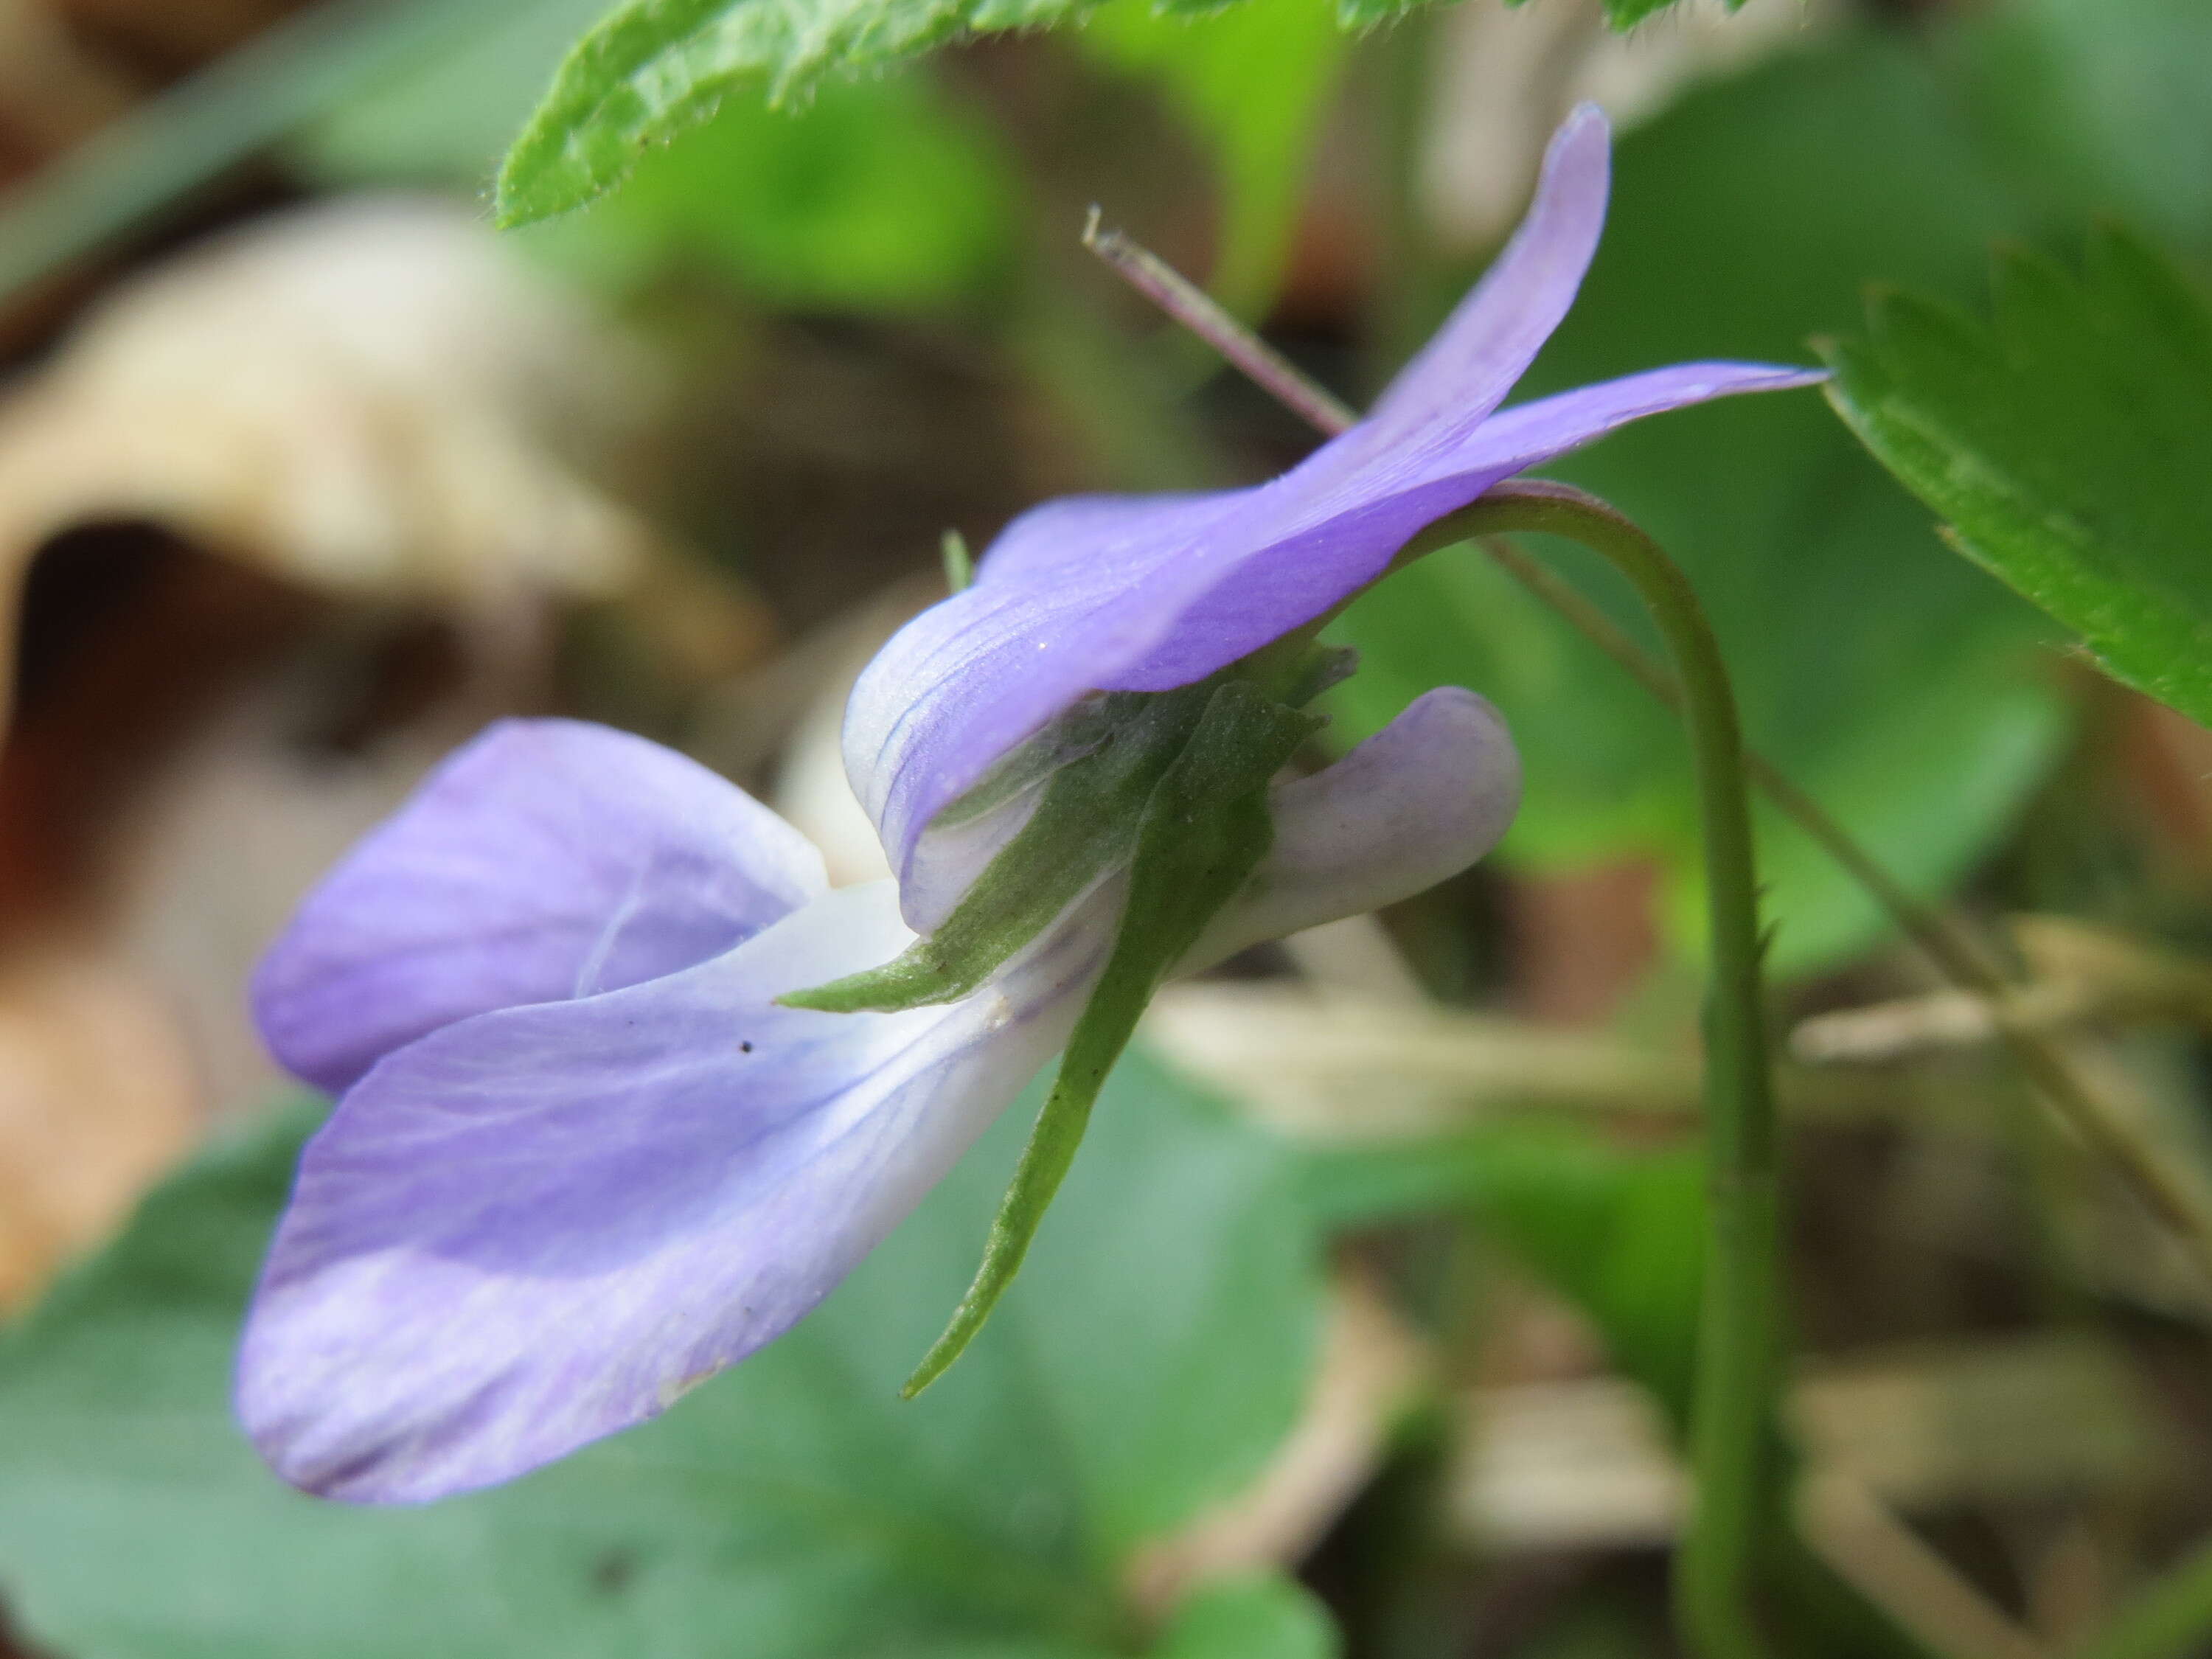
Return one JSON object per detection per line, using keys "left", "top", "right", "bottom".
{"left": 237, "top": 880, "right": 1105, "bottom": 1503}
{"left": 1356, "top": 102, "right": 1610, "bottom": 446}
{"left": 254, "top": 719, "right": 827, "bottom": 1093}
{"left": 844, "top": 106, "right": 1820, "bottom": 914}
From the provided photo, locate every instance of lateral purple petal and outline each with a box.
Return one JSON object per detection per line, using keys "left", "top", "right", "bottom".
{"left": 237, "top": 881, "right": 1101, "bottom": 1503}
{"left": 254, "top": 719, "right": 826, "bottom": 1093}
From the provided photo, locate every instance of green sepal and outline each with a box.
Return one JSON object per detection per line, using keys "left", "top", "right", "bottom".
{"left": 779, "top": 684, "right": 1215, "bottom": 1014}
{"left": 902, "top": 679, "right": 1321, "bottom": 1397}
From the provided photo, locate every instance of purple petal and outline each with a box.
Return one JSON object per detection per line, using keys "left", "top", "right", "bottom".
{"left": 237, "top": 881, "right": 1105, "bottom": 1503}
{"left": 1357, "top": 102, "right": 1610, "bottom": 447}
{"left": 254, "top": 719, "right": 826, "bottom": 1093}
{"left": 1411, "top": 361, "right": 1830, "bottom": 487}
{"left": 1185, "top": 688, "right": 1520, "bottom": 970}
{"left": 845, "top": 110, "right": 1818, "bottom": 914}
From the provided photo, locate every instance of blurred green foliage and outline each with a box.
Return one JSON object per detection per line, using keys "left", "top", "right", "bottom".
{"left": 1079, "top": 0, "right": 1349, "bottom": 316}
{"left": 302, "top": 0, "right": 1020, "bottom": 313}
{"left": 1963, "top": 0, "right": 2212, "bottom": 256}
{"left": 0, "top": 1053, "right": 1321, "bottom": 1659}
{"left": 1305, "top": 1121, "right": 1704, "bottom": 1419}
{"left": 1150, "top": 1574, "right": 1340, "bottom": 1659}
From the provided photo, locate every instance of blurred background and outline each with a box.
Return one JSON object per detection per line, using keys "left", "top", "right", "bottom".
{"left": 0, "top": 0, "right": 2209, "bottom": 1655}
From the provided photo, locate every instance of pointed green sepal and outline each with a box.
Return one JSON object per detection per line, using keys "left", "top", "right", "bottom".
{"left": 779, "top": 685, "right": 1216, "bottom": 1014}
{"left": 902, "top": 679, "right": 1320, "bottom": 1395}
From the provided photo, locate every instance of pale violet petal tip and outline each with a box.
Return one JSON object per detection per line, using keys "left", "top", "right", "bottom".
{"left": 1185, "top": 687, "right": 1520, "bottom": 970}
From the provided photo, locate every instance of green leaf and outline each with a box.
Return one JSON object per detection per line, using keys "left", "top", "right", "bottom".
{"left": 494, "top": 0, "right": 1097, "bottom": 226}
{"left": 1149, "top": 1573, "right": 1339, "bottom": 1659}
{"left": 1823, "top": 228, "right": 2212, "bottom": 731}
{"left": 1079, "top": 0, "right": 1350, "bottom": 317}
{"left": 525, "top": 70, "right": 1019, "bottom": 310}
{"left": 906, "top": 680, "right": 1321, "bottom": 1391}
{"left": 302, "top": 1, "right": 1017, "bottom": 315}
{"left": 0, "top": 1049, "right": 1322, "bottom": 1658}
{"left": 1324, "top": 32, "right": 2074, "bottom": 976}
{"left": 492, "top": 0, "right": 1730, "bottom": 225}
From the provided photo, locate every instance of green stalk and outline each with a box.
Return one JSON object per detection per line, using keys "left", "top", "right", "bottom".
{"left": 1077, "top": 214, "right": 2212, "bottom": 1294}
{"left": 1450, "top": 481, "right": 1783, "bottom": 1659}
{"left": 1082, "top": 218, "right": 1784, "bottom": 1653}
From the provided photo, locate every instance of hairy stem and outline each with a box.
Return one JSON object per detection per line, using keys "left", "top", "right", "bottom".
{"left": 1456, "top": 484, "right": 1782, "bottom": 1659}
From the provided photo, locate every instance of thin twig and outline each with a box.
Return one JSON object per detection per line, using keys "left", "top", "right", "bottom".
{"left": 1798, "top": 1474, "right": 2052, "bottom": 1659}
{"left": 1082, "top": 209, "right": 1361, "bottom": 439}
{"left": 1080, "top": 215, "right": 2212, "bottom": 1293}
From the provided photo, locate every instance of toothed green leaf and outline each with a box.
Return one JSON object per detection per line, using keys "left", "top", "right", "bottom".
{"left": 494, "top": 0, "right": 1721, "bottom": 226}
{"left": 1824, "top": 226, "right": 2212, "bottom": 730}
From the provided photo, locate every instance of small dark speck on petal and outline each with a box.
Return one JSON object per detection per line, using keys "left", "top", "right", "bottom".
{"left": 591, "top": 1548, "right": 638, "bottom": 1596}
{"left": 740, "top": 1040, "right": 754, "bottom": 1053}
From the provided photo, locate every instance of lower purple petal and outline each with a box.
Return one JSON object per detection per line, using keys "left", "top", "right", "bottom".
{"left": 237, "top": 881, "right": 1102, "bottom": 1503}
{"left": 254, "top": 719, "right": 826, "bottom": 1093}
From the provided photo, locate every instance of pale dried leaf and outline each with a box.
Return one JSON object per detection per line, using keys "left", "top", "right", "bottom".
{"left": 1144, "top": 980, "right": 1703, "bottom": 1140}
{"left": 0, "top": 934, "right": 196, "bottom": 1310}
{"left": 1448, "top": 1333, "right": 2171, "bottom": 1554}
{"left": 0, "top": 197, "right": 664, "bottom": 626}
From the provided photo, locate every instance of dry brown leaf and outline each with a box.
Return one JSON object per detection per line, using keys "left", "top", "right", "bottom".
{"left": 0, "top": 197, "right": 773, "bottom": 1301}
{"left": 0, "top": 196, "right": 678, "bottom": 739}
{"left": 0, "top": 933, "right": 196, "bottom": 1310}
{"left": 0, "top": 0, "right": 137, "bottom": 170}
{"left": 47, "top": 0, "right": 310, "bottom": 82}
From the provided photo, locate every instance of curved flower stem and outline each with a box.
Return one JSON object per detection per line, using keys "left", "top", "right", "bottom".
{"left": 1075, "top": 219, "right": 2212, "bottom": 1296}
{"left": 1448, "top": 481, "right": 1781, "bottom": 1659}
{"left": 1476, "top": 532, "right": 2212, "bottom": 1286}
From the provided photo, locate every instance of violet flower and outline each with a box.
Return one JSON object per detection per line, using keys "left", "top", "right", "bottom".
{"left": 237, "top": 104, "right": 1818, "bottom": 1505}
